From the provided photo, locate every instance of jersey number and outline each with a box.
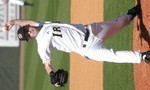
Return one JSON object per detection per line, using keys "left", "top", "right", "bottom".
{"left": 52, "top": 27, "right": 62, "bottom": 38}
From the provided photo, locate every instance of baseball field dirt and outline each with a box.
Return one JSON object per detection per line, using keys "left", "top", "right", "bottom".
{"left": 70, "top": 0, "right": 103, "bottom": 90}
{"left": 133, "top": 1, "right": 150, "bottom": 90}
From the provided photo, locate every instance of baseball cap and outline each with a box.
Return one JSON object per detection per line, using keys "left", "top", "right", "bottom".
{"left": 17, "top": 26, "right": 28, "bottom": 41}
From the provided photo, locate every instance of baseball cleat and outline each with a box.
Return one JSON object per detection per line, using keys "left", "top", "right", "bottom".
{"left": 127, "top": 4, "right": 141, "bottom": 20}
{"left": 142, "top": 50, "right": 150, "bottom": 64}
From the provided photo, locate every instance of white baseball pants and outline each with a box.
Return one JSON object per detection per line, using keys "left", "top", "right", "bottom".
{"left": 82, "top": 14, "right": 142, "bottom": 63}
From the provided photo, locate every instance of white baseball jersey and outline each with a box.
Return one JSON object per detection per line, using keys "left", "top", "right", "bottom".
{"left": 36, "top": 22, "right": 86, "bottom": 63}
{"left": 36, "top": 15, "right": 142, "bottom": 64}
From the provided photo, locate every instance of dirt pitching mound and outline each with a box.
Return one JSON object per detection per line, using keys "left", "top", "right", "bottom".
{"left": 133, "top": 1, "right": 150, "bottom": 90}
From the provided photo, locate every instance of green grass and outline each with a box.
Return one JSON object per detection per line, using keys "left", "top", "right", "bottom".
{"left": 103, "top": 0, "right": 135, "bottom": 90}
{"left": 24, "top": 0, "right": 70, "bottom": 90}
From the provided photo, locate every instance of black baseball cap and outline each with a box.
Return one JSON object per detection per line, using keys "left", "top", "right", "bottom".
{"left": 17, "top": 26, "right": 28, "bottom": 41}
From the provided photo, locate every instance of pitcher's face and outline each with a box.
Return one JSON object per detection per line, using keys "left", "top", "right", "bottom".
{"left": 24, "top": 25, "right": 38, "bottom": 40}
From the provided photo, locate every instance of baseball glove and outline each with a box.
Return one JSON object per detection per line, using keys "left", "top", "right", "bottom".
{"left": 50, "top": 69, "right": 68, "bottom": 87}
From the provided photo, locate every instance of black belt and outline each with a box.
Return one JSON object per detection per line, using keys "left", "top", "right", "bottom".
{"left": 83, "top": 27, "right": 90, "bottom": 47}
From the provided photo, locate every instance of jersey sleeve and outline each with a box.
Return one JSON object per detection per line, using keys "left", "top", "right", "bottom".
{"left": 37, "top": 43, "right": 51, "bottom": 64}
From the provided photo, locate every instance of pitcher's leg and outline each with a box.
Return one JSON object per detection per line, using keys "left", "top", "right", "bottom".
{"left": 105, "top": 49, "right": 142, "bottom": 63}
{"left": 91, "top": 4, "right": 141, "bottom": 42}
{"left": 86, "top": 48, "right": 142, "bottom": 63}
{"left": 91, "top": 14, "right": 132, "bottom": 41}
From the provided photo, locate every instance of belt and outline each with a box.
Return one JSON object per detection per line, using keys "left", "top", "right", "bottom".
{"left": 83, "top": 26, "right": 90, "bottom": 47}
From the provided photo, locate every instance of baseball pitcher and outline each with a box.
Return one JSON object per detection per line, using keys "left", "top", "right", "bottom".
{"left": 2, "top": 4, "right": 150, "bottom": 87}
